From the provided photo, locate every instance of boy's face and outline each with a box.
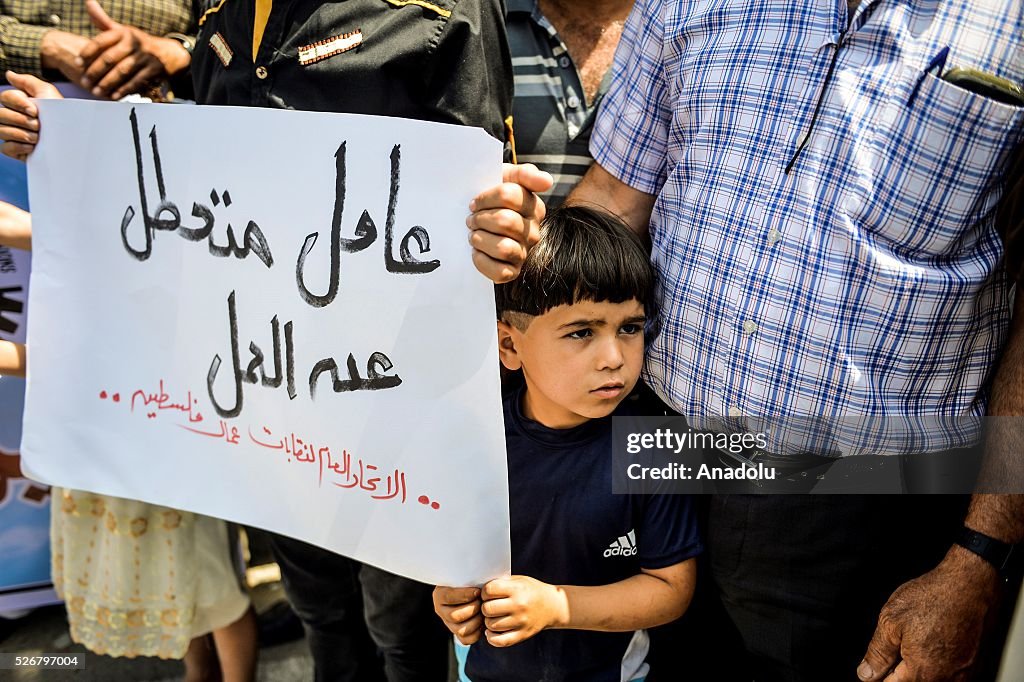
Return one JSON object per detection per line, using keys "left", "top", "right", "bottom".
{"left": 498, "top": 299, "right": 645, "bottom": 429}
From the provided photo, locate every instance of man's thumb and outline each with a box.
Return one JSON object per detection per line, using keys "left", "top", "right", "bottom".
{"left": 85, "top": 0, "right": 117, "bottom": 32}
{"left": 857, "top": 619, "right": 902, "bottom": 681}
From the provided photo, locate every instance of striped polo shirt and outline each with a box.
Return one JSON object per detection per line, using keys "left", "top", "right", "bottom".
{"left": 507, "top": 0, "right": 609, "bottom": 208}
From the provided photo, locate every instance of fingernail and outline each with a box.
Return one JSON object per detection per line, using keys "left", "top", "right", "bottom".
{"left": 469, "top": 199, "right": 477, "bottom": 211}
{"left": 92, "top": 87, "right": 102, "bottom": 96}
{"left": 80, "top": 78, "right": 91, "bottom": 88}
{"left": 857, "top": 661, "right": 873, "bottom": 680}
{"left": 74, "top": 57, "right": 83, "bottom": 67}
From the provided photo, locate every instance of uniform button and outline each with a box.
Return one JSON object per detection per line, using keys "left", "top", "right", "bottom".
{"left": 255, "top": 65, "right": 269, "bottom": 80}
{"left": 742, "top": 320, "right": 758, "bottom": 335}
{"left": 767, "top": 228, "right": 782, "bottom": 246}
{"left": 49, "top": 14, "right": 61, "bottom": 25}
{"left": 728, "top": 406, "right": 743, "bottom": 418}
{"left": 558, "top": 55, "right": 571, "bottom": 68}
{"left": 566, "top": 95, "right": 580, "bottom": 109}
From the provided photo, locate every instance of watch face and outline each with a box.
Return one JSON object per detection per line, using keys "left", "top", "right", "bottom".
{"left": 167, "top": 33, "right": 195, "bottom": 54}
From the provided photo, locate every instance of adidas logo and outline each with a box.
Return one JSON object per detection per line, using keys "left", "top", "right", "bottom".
{"left": 603, "top": 529, "right": 637, "bottom": 558}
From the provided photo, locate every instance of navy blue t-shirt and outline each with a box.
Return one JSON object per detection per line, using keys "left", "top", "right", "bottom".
{"left": 465, "top": 388, "right": 703, "bottom": 682}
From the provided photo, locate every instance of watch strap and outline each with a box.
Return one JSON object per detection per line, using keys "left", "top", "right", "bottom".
{"left": 165, "top": 32, "right": 195, "bottom": 56}
{"left": 956, "top": 526, "right": 1019, "bottom": 579}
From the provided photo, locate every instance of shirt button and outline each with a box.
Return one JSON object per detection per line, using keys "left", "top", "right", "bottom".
{"left": 728, "top": 406, "right": 743, "bottom": 418}
{"left": 566, "top": 95, "right": 580, "bottom": 109}
{"left": 49, "top": 14, "right": 61, "bottom": 25}
{"left": 255, "top": 65, "right": 269, "bottom": 80}
{"left": 844, "top": 194, "right": 863, "bottom": 214}
{"left": 767, "top": 228, "right": 782, "bottom": 246}
{"left": 879, "top": 104, "right": 899, "bottom": 128}
{"left": 743, "top": 320, "right": 758, "bottom": 335}
{"left": 559, "top": 56, "right": 571, "bottom": 68}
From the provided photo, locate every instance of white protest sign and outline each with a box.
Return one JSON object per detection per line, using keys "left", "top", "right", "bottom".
{"left": 21, "top": 100, "right": 510, "bottom": 586}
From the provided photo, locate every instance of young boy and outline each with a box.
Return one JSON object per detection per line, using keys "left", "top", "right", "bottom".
{"left": 434, "top": 206, "right": 702, "bottom": 681}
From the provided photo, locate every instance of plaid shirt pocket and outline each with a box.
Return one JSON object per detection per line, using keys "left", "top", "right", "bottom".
{"left": 845, "top": 68, "right": 1024, "bottom": 260}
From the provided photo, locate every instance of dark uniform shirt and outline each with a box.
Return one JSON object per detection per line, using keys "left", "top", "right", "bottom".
{"left": 192, "top": 0, "right": 512, "bottom": 142}
{"left": 506, "top": 0, "right": 609, "bottom": 207}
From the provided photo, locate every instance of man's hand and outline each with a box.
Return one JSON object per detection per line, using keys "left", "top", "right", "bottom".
{"left": 480, "top": 575, "right": 569, "bottom": 647}
{"left": 433, "top": 586, "right": 485, "bottom": 645}
{"left": 76, "top": 0, "right": 190, "bottom": 100}
{"left": 857, "top": 547, "right": 1002, "bottom": 682}
{"left": 0, "top": 72, "right": 62, "bottom": 161}
{"left": 40, "top": 30, "right": 91, "bottom": 82}
{"left": 467, "top": 163, "right": 552, "bottom": 283}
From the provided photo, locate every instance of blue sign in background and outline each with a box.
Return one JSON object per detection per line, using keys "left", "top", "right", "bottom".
{"left": 0, "top": 120, "right": 55, "bottom": 610}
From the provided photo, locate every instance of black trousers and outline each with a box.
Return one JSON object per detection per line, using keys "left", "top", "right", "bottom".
{"left": 646, "top": 494, "right": 1018, "bottom": 682}
{"left": 268, "top": 533, "right": 449, "bottom": 682}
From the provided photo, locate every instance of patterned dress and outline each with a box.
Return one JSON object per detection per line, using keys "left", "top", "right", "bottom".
{"left": 51, "top": 490, "right": 249, "bottom": 658}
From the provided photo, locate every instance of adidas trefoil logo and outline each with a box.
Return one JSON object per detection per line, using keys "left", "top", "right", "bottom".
{"left": 603, "top": 529, "right": 637, "bottom": 558}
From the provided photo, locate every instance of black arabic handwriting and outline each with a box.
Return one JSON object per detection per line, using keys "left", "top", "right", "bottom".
{"left": 121, "top": 108, "right": 274, "bottom": 268}
{"left": 309, "top": 351, "right": 402, "bottom": 399}
{"left": 207, "top": 290, "right": 298, "bottom": 419}
{"left": 295, "top": 142, "right": 440, "bottom": 309}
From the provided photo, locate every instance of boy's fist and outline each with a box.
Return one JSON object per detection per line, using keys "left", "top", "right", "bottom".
{"left": 433, "top": 586, "right": 484, "bottom": 645}
{"left": 480, "top": 576, "right": 569, "bottom": 647}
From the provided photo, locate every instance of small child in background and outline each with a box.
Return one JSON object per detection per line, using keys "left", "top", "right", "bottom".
{"left": 434, "top": 205, "right": 702, "bottom": 682}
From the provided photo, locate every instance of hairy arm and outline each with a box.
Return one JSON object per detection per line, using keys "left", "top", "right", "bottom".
{"left": 566, "top": 162, "right": 657, "bottom": 239}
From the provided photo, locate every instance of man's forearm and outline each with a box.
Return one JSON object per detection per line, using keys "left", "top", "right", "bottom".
{"left": 970, "top": 292, "right": 1024, "bottom": 541}
{"left": 965, "top": 495, "right": 1024, "bottom": 545}
{"left": 567, "top": 162, "right": 657, "bottom": 239}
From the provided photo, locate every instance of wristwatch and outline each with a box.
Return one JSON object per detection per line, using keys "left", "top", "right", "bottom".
{"left": 165, "top": 32, "right": 195, "bottom": 57}
{"left": 955, "top": 527, "right": 1022, "bottom": 582}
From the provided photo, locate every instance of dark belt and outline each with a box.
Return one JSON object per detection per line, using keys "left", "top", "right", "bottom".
{"left": 716, "top": 444, "right": 832, "bottom": 471}
{"left": 711, "top": 442, "right": 900, "bottom": 493}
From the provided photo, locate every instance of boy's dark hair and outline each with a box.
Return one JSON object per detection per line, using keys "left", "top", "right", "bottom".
{"left": 495, "top": 205, "right": 652, "bottom": 323}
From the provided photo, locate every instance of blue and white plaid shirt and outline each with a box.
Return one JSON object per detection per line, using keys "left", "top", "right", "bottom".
{"left": 592, "top": 0, "right": 1024, "bottom": 454}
